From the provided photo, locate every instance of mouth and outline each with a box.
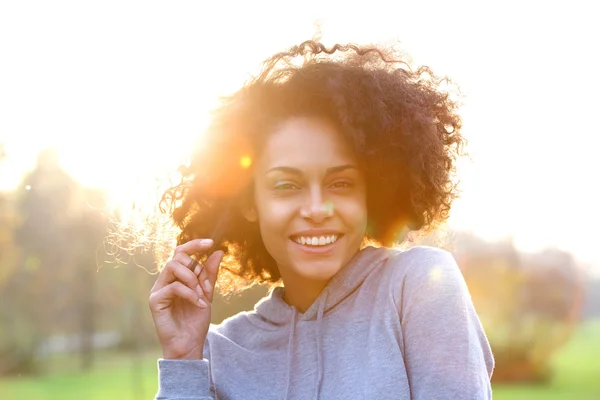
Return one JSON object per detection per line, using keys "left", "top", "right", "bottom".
{"left": 290, "top": 234, "right": 342, "bottom": 247}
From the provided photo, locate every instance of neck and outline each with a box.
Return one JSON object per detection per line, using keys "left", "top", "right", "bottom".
{"left": 281, "top": 274, "right": 329, "bottom": 313}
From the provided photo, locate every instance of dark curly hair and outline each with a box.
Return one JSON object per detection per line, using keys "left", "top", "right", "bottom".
{"left": 160, "top": 40, "right": 465, "bottom": 294}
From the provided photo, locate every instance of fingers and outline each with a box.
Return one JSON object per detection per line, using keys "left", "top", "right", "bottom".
{"left": 151, "top": 238, "right": 223, "bottom": 306}
{"left": 197, "top": 250, "right": 224, "bottom": 302}
{"left": 150, "top": 281, "right": 207, "bottom": 311}
{"left": 192, "top": 263, "right": 202, "bottom": 277}
{"left": 153, "top": 254, "right": 203, "bottom": 299}
{"left": 173, "top": 238, "right": 214, "bottom": 258}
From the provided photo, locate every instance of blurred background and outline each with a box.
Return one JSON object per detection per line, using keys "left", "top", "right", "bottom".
{"left": 1, "top": 1, "right": 598, "bottom": 399}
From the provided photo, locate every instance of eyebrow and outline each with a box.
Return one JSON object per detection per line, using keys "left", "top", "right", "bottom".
{"left": 266, "top": 164, "right": 359, "bottom": 175}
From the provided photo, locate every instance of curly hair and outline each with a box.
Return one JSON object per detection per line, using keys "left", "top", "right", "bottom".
{"left": 160, "top": 40, "right": 465, "bottom": 294}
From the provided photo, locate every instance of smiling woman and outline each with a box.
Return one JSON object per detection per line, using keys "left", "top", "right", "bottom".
{"left": 148, "top": 40, "right": 494, "bottom": 400}
{"left": 247, "top": 117, "right": 368, "bottom": 309}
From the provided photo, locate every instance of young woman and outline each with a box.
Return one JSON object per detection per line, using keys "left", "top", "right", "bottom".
{"left": 149, "top": 40, "right": 494, "bottom": 399}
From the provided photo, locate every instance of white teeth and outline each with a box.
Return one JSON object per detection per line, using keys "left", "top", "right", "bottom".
{"left": 293, "top": 235, "right": 339, "bottom": 246}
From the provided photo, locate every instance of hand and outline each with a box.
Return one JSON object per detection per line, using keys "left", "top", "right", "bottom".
{"left": 149, "top": 238, "right": 224, "bottom": 360}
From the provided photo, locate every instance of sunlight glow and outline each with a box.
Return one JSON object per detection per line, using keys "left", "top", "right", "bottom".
{"left": 1, "top": 1, "right": 598, "bottom": 269}
{"left": 240, "top": 156, "right": 253, "bottom": 169}
{"left": 429, "top": 267, "right": 444, "bottom": 283}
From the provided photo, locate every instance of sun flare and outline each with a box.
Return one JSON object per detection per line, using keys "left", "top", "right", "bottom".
{"left": 1, "top": 1, "right": 599, "bottom": 270}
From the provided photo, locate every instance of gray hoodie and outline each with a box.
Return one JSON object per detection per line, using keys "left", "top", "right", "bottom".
{"left": 156, "top": 246, "right": 495, "bottom": 399}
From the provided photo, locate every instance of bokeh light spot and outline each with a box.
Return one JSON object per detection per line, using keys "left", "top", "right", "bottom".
{"left": 429, "top": 266, "right": 444, "bottom": 282}
{"left": 324, "top": 201, "right": 334, "bottom": 215}
{"left": 240, "top": 156, "right": 252, "bottom": 169}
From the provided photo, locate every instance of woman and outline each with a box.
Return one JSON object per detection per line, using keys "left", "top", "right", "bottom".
{"left": 150, "top": 40, "right": 494, "bottom": 399}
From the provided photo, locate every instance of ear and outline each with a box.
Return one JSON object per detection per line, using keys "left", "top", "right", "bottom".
{"left": 241, "top": 205, "right": 258, "bottom": 222}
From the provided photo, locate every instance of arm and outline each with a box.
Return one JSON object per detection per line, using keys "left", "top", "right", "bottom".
{"left": 156, "top": 359, "right": 213, "bottom": 400}
{"left": 396, "top": 248, "right": 494, "bottom": 399}
{"left": 149, "top": 239, "right": 222, "bottom": 400}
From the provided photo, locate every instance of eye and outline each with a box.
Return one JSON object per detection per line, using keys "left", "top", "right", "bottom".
{"left": 274, "top": 182, "right": 299, "bottom": 191}
{"left": 330, "top": 180, "right": 353, "bottom": 189}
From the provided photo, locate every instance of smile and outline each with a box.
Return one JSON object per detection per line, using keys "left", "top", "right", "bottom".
{"left": 291, "top": 235, "right": 340, "bottom": 246}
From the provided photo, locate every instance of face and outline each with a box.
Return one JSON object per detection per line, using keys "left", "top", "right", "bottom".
{"left": 249, "top": 116, "right": 368, "bottom": 283}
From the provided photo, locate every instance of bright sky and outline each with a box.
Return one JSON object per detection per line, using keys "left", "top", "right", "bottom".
{"left": 1, "top": 1, "right": 598, "bottom": 269}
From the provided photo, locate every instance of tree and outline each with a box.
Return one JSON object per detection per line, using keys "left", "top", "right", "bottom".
{"left": 0, "top": 143, "right": 18, "bottom": 287}
{"left": 3, "top": 148, "right": 110, "bottom": 374}
{"left": 0, "top": 145, "right": 26, "bottom": 375}
{"left": 67, "top": 187, "right": 110, "bottom": 370}
{"left": 451, "top": 233, "right": 585, "bottom": 382}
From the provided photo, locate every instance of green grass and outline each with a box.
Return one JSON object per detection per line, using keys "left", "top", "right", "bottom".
{"left": 0, "top": 351, "right": 159, "bottom": 400}
{"left": 492, "top": 320, "right": 600, "bottom": 399}
{"left": 0, "top": 320, "right": 599, "bottom": 400}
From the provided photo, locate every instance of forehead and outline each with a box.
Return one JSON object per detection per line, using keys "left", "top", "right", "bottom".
{"left": 258, "top": 117, "right": 357, "bottom": 169}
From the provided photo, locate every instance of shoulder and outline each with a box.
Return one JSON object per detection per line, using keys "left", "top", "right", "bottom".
{"left": 206, "top": 310, "right": 255, "bottom": 343}
{"left": 384, "top": 245, "right": 458, "bottom": 279}
{"left": 208, "top": 299, "right": 278, "bottom": 336}
{"left": 209, "top": 309, "right": 254, "bottom": 332}
{"left": 381, "top": 245, "right": 467, "bottom": 305}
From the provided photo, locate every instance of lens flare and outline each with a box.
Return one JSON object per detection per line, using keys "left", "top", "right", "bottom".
{"left": 374, "top": 218, "right": 412, "bottom": 246}
{"left": 198, "top": 135, "right": 254, "bottom": 199}
{"left": 240, "top": 156, "right": 252, "bottom": 169}
{"left": 428, "top": 266, "right": 444, "bottom": 282}
{"left": 324, "top": 201, "right": 334, "bottom": 216}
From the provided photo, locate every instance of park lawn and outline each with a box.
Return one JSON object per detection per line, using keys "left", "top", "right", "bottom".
{"left": 0, "top": 351, "right": 160, "bottom": 400}
{"left": 492, "top": 319, "right": 600, "bottom": 399}
{"left": 0, "top": 320, "right": 598, "bottom": 400}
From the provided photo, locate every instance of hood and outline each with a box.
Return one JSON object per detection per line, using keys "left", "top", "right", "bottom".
{"left": 252, "top": 245, "right": 390, "bottom": 400}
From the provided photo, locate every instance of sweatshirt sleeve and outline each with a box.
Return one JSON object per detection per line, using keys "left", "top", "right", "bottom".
{"left": 155, "top": 359, "right": 213, "bottom": 400}
{"left": 395, "top": 247, "right": 495, "bottom": 399}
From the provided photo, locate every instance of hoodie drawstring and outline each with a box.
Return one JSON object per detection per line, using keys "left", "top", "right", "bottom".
{"left": 283, "top": 290, "right": 328, "bottom": 400}
{"left": 283, "top": 308, "right": 296, "bottom": 400}
{"left": 313, "top": 290, "right": 327, "bottom": 400}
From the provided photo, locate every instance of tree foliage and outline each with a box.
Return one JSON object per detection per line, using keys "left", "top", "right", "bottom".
{"left": 451, "top": 233, "right": 585, "bottom": 382}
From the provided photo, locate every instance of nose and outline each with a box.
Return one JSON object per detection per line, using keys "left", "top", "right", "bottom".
{"left": 300, "top": 185, "right": 334, "bottom": 223}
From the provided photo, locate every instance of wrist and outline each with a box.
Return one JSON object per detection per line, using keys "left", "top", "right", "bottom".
{"left": 162, "top": 344, "right": 204, "bottom": 361}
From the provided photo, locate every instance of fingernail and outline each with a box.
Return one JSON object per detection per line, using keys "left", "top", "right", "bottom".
{"left": 195, "top": 284, "right": 203, "bottom": 297}
{"left": 197, "top": 298, "right": 208, "bottom": 308}
{"left": 203, "top": 279, "right": 211, "bottom": 292}
{"left": 200, "top": 239, "right": 213, "bottom": 246}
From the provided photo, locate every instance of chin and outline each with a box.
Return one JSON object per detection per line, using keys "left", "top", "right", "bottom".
{"left": 293, "top": 259, "right": 344, "bottom": 281}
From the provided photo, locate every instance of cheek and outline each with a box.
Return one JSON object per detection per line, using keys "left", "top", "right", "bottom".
{"left": 339, "top": 195, "right": 368, "bottom": 226}
{"left": 255, "top": 200, "right": 296, "bottom": 263}
{"left": 352, "top": 206, "right": 369, "bottom": 234}
{"left": 255, "top": 196, "right": 296, "bottom": 235}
